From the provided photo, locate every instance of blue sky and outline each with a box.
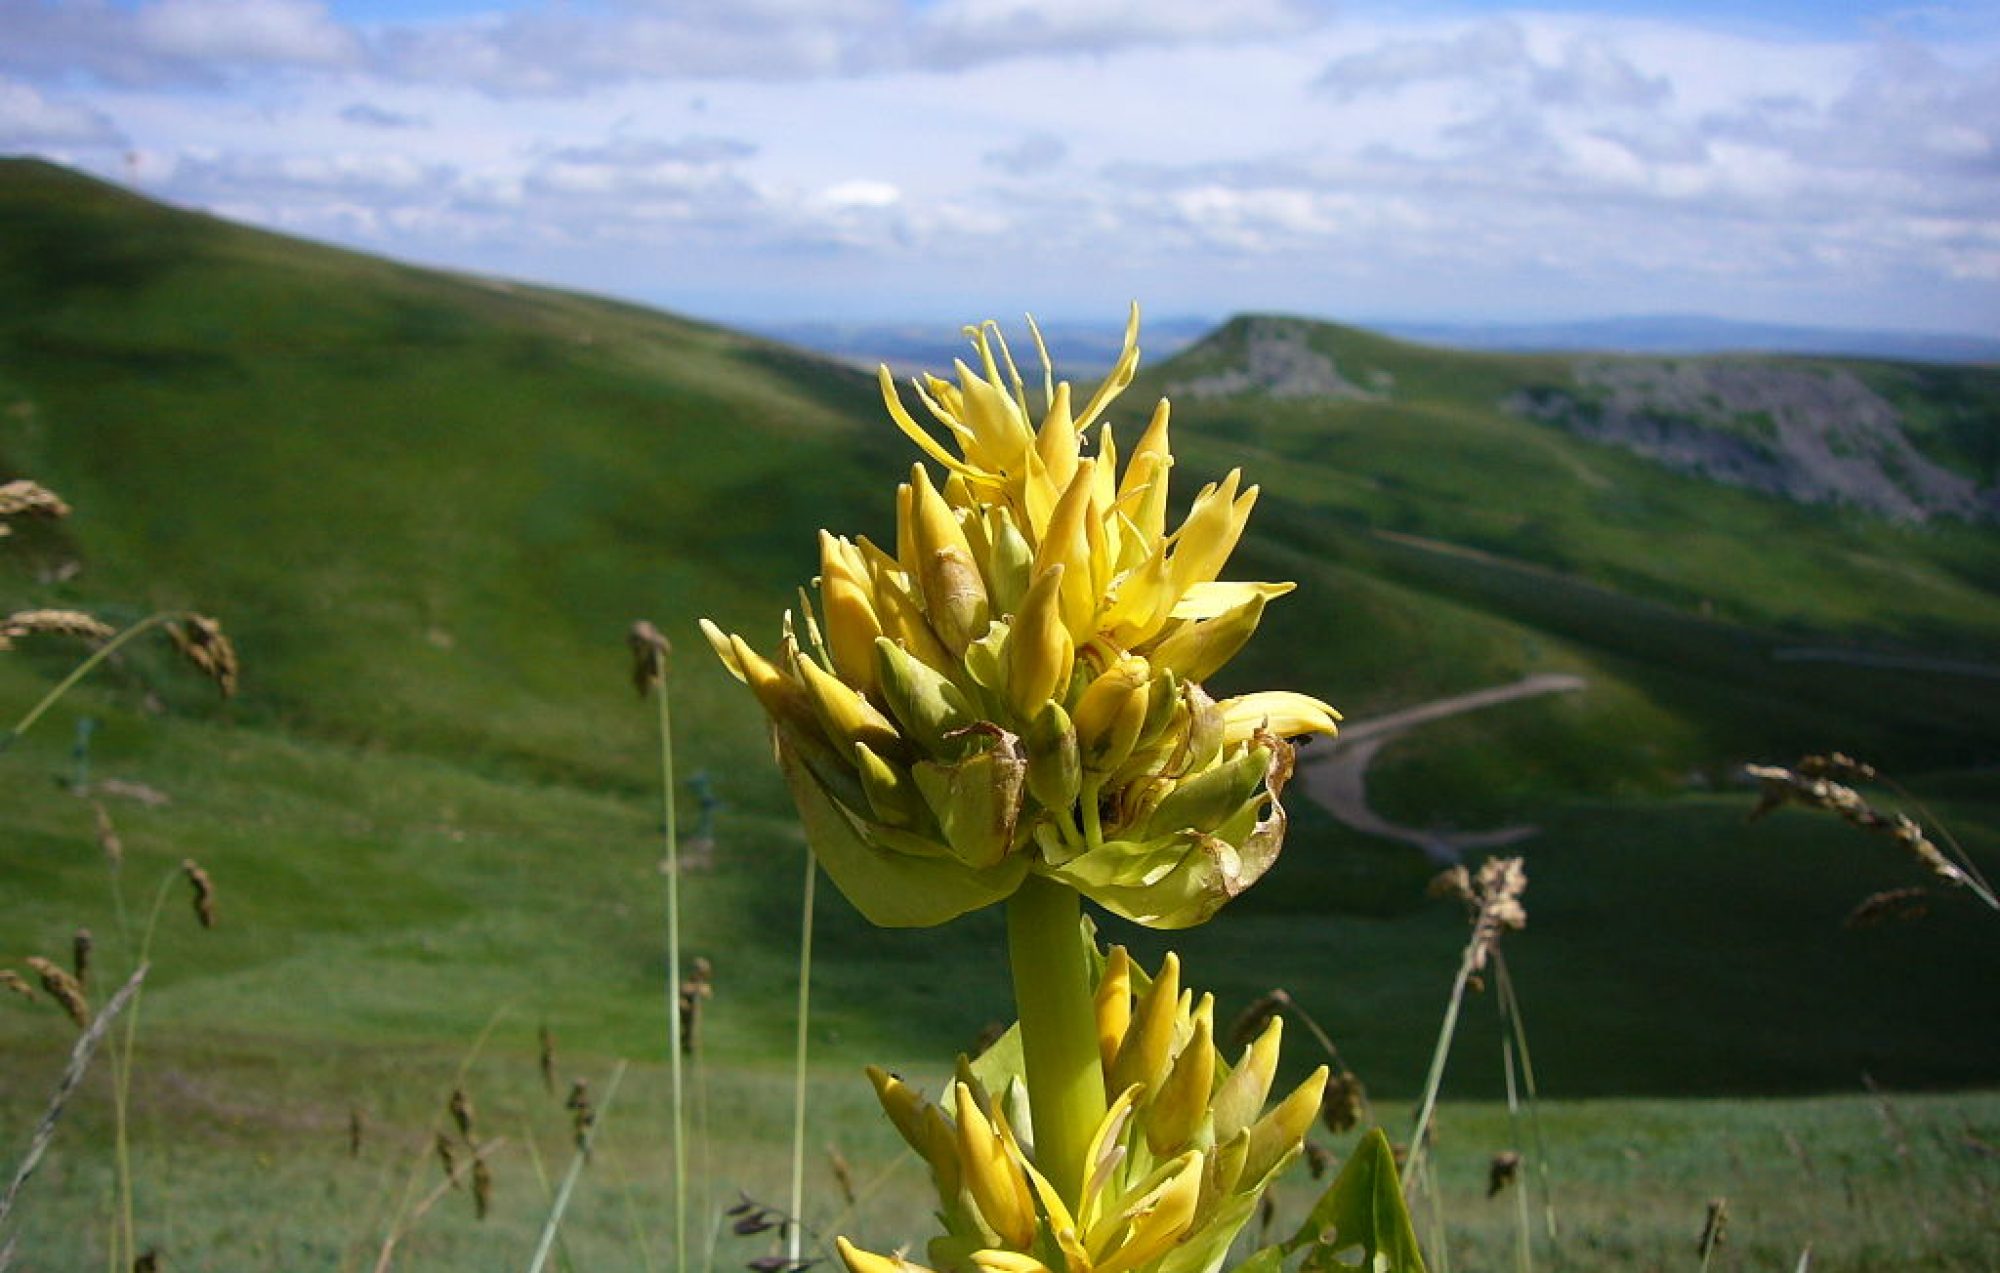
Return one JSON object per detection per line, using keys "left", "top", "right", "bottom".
{"left": 4, "top": 0, "right": 1998, "bottom": 335}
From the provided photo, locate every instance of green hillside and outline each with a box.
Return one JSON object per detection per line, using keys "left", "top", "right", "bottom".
{"left": 2, "top": 157, "right": 1996, "bottom": 1111}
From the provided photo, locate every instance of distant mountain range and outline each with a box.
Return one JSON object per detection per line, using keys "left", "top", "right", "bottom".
{"left": 758, "top": 313, "right": 2000, "bottom": 378}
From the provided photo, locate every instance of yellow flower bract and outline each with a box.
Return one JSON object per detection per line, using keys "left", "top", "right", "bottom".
{"left": 845, "top": 947, "right": 1326, "bottom": 1273}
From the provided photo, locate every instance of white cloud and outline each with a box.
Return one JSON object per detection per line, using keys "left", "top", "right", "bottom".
{"left": 0, "top": 4, "right": 1992, "bottom": 332}
{"left": 0, "top": 76, "right": 124, "bottom": 145}
{"left": 984, "top": 132, "right": 1068, "bottom": 177}
{"left": 0, "top": 0, "right": 357, "bottom": 86}
{"left": 339, "top": 102, "right": 425, "bottom": 129}
{"left": 135, "top": 0, "right": 356, "bottom": 67}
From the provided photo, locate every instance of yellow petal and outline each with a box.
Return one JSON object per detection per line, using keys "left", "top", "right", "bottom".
{"left": 879, "top": 365, "right": 974, "bottom": 478}
{"left": 1168, "top": 580, "right": 1295, "bottom": 621}
{"left": 1217, "top": 691, "right": 1341, "bottom": 744}
{"left": 954, "top": 1083, "right": 1038, "bottom": 1249}
{"left": 1090, "top": 1150, "right": 1202, "bottom": 1273}
{"left": 838, "top": 1237, "right": 938, "bottom": 1273}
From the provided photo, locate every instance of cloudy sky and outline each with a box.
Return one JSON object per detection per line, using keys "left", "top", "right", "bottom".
{"left": 3, "top": 0, "right": 1998, "bottom": 334}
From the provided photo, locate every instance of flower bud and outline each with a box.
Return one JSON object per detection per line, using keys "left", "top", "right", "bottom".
{"left": 875, "top": 638, "right": 976, "bottom": 756}
{"left": 953, "top": 1083, "right": 1038, "bottom": 1249}
{"left": 909, "top": 464, "right": 991, "bottom": 655}
{"left": 818, "top": 532, "right": 884, "bottom": 694}
{"left": 1211, "top": 1015, "right": 1282, "bottom": 1142}
{"left": 1071, "top": 657, "right": 1151, "bottom": 775}
{"left": 1023, "top": 699, "right": 1081, "bottom": 816}
{"left": 1147, "top": 1004, "right": 1215, "bottom": 1156}
{"left": 1004, "top": 565, "right": 1073, "bottom": 722}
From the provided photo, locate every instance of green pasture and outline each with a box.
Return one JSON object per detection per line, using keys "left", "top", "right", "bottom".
{"left": 3, "top": 158, "right": 1998, "bottom": 1269}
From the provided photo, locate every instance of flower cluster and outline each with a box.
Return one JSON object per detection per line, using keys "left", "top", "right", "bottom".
{"left": 703, "top": 310, "right": 1337, "bottom": 929}
{"left": 844, "top": 946, "right": 1325, "bottom": 1273}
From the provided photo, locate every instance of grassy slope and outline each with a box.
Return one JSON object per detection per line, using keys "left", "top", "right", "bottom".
{"left": 2, "top": 162, "right": 1998, "bottom": 1265}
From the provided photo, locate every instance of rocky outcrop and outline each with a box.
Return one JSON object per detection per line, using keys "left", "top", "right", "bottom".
{"left": 1169, "top": 317, "right": 1387, "bottom": 402}
{"left": 1510, "top": 359, "right": 1999, "bottom": 524}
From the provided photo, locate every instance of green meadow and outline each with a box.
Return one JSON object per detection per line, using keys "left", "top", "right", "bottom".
{"left": 3, "top": 158, "right": 1997, "bottom": 1269}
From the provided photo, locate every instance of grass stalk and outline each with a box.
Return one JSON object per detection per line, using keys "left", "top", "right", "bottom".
{"left": 787, "top": 855, "right": 818, "bottom": 1267}
{"left": 520, "top": 1122, "right": 579, "bottom": 1273}
{"left": 1500, "top": 1036, "right": 1534, "bottom": 1273}
{"left": 1877, "top": 774, "right": 2000, "bottom": 913}
{"left": 369, "top": 1006, "right": 510, "bottom": 1272}
{"left": 529, "top": 1060, "right": 628, "bottom": 1273}
{"left": 105, "top": 869, "right": 182, "bottom": 1268}
{"left": 1417, "top": 1151, "right": 1451, "bottom": 1273}
{"left": 695, "top": 1036, "right": 715, "bottom": 1273}
{"left": 1, "top": 611, "right": 182, "bottom": 753}
{"left": 0, "top": 963, "right": 149, "bottom": 1229}
{"left": 652, "top": 670, "right": 688, "bottom": 1273}
{"left": 1494, "top": 953, "right": 1557, "bottom": 1244}
{"left": 1405, "top": 940, "right": 1478, "bottom": 1191}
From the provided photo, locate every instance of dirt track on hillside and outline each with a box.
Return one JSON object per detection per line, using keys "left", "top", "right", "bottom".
{"left": 1294, "top": 673, "right": 1586, "bottom": 864}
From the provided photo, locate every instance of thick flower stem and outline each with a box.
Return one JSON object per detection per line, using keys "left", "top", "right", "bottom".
{"left": 1006, "top": 874, "right": 1107, "bottom": 1204}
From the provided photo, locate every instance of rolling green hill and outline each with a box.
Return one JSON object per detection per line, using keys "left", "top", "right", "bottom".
{"left": 2, "top": 155, "right": 1996, "bottom": 1115}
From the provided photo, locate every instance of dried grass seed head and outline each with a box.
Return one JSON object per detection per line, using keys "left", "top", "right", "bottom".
{"left": 1226, "top": 988, "right": 1290, "bottom": 1056}
{"left": 0, "top": 479, "right": 70, "bottom": 521}
{"left": 183, "top": 858, "right": 217, "bottom": 928}
{"left": 169, "top": 613, "right": 239, "bottom": 698}
{"left": 1, "top": 609, "right": 114, "bottom": 642}
{"left": 92, "top": 800, "right": 124, "bottom": 869}
{"left": 1469, "top": 855, "right": 1528, "bottom": 971}
{"left": 25, "top": 955, "right": 88, "bottom": 1027}
{"left": 435, "top": 1131, "right": 460, "bottom": 1186}
{"left": 1845, "top": 886, "right": 1931, "bottom": 930}
{"left": 1320, "top": 1067, "right": 1368, "bottom": 1135}
{"left": 1698, "top": 1197, "right": 1730, "bottom": 1255}
{"left": 449, "top": 1087, "right": 476, "bottom": 1141}
{"left": 1487, "top": 1150, "right": 1522, "bottom": 1197}
{"left": 72, "top": 927, "right": 92, "bottom": 989}
{"left": 628, "top": 620, "right": 671, "bottom": 696}
{"left": 1798, "top": 752, "right": 1877, "bottom": 784}
{"left": 1427, "top": 865, "right": 1473, "bottom": 904}
{"left": 471, "top": 1154, "right": 494, "bottom": 1219}
{"left": 1, "top": 969, "right": 37, "bottom": 1002}
{"left": 1746, "top": 760, "right": 1970, "bottom": 890}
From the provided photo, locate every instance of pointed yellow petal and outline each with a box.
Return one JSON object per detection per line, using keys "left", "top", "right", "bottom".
{"left": 699, "top": 618, "right": 746, "bottom": 681}
{"left": 880, "top": 365, "right": 975, "bottom": 477}
{"left": 954, "top": 1083, "right": 1038, "bottom": 1249}
{"left": 838, "top": 1237, "right": 938, "bottom": 1273}
{"left": 1217, "top": 691, "right": 1341, "bottom": 744}
{"left": 1169, "top": 580, "right": 1295, "bottom": 621}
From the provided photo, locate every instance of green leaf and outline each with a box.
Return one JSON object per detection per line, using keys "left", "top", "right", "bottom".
{"left": 1228, "top": 1246, "right": 1285, "bottom": 1273}
{"left": 1285, "top": 1128, "right": 1428, "bottom": 1273}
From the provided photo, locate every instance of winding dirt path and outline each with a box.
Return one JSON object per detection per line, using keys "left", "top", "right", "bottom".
{"left": 1295, "top": 673, "right": 1587, "bottom": 864}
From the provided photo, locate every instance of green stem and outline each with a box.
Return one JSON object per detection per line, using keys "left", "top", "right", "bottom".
{"left": 788, "top": 854, "right": 817, "bottom": 1265}
{"left": 529, "top": 1061, "right": 629, "bottom": 1273}
{"left": 1405, "top": 942, "right": 1477, "bottom": 1192}
{"left": 1495, "top": 953, "right": 1558, "bottom": 1244}
{"left": 2, "top": 611, "right": 183, "bottom": 754}
{"left": 655, "top": 679, "right": 686, "bottom": 1273}
{"left": 111, "top": 870, "right": 180, "bottom": 1268}
{"left": 1078, "top": 778, "right": 1105, "bottom": 852}
{"left": 1005, "top": 875, "right": 1106, "bottom": 1204}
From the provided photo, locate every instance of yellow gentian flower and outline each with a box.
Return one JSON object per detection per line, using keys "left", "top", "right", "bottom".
{"left": 704, "top": 307, "right": 1337, "bottom": 929}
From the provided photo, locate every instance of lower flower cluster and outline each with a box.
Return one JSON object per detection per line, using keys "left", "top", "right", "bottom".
{"left": 841, "top": 946, "right": 1325, "bottom": 1273}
